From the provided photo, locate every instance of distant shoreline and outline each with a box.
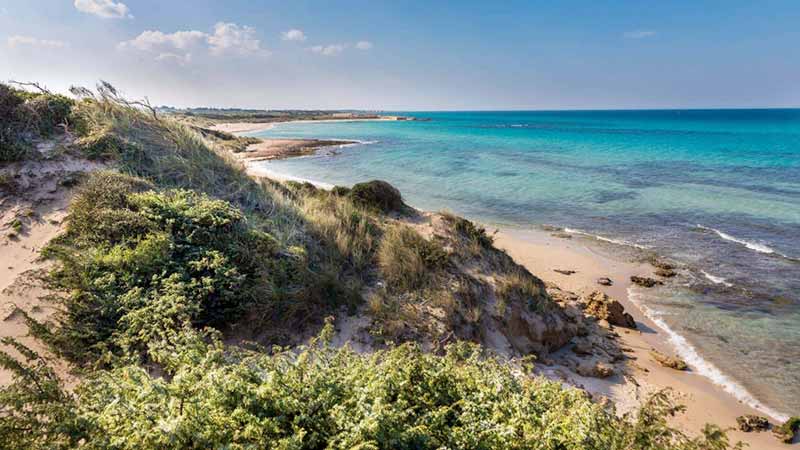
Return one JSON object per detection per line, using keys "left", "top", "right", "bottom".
{"left": 210, "top": 115, "right": 416, "bottom": 135}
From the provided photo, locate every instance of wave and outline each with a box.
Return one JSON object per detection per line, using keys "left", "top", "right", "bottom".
{"left": 700, "top": 270, "right": 733, "bottom": 287}
{"left": 563, "top": 228, "right": 650, "bottom": 250}
{"left": 627, "top": 287, "right": 789, "bottom": 422}
{"left": 696, "top": 225, "right": 775, "bottom": 254}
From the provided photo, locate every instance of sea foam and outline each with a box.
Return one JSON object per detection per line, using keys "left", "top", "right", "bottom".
{"left": 564, "top": 228, "right": 650, "bottom": 250}
{"left": 627, "top": 287, "right": 789, "bottom": 422}
{"left": 697, "top": 225, "right": 775, "bottom": 254}
{"left": 701, "top": 270, "right": 733, "bottom": 287}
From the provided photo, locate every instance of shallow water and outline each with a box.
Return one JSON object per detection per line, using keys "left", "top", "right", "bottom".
{"left": 249, "top": 110, "right": 800, "bottom": 419}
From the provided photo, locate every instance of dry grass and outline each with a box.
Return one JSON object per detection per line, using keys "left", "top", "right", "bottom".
{"left": 298, "top": 191, "right": 380, "bottom": 274}
{"left": 496, "top": 269, "right": 552, "bottom": 313}
{"left": 377, "top": 224, "right": 448, "bottom": 292}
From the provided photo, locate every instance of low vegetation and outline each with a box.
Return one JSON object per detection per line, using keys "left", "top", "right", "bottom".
{"left": 0, "top": 82, "right": 74, "bottom": 161}
{"left": 1, "top": 322, "right": 743, "bottom": 450}
{"left": 0, "top": 81, "right": 744, "bottom": 449}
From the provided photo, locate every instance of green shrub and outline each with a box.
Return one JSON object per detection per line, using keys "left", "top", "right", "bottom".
{"left": 41, "top": 175, "right": 281, "bottom": 364}
{"left": 0, "top": 324, "right": 742, "bottom": 450}
{"left": 349, "top": 180, "right": 405, "bottom": 213}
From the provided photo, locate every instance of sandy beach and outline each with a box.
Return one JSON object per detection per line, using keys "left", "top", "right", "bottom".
{"left": 493, "top": 228, "right": 792, "bottom": 449}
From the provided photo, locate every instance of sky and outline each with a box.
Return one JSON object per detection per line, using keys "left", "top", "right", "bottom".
{"left": 1, "top": 0, "right": 799, "bottom": 110}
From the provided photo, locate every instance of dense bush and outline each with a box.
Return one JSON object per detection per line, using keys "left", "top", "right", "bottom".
{"left": 0, "top": 323, "right": 742, "bottom": 450}
{"left": 40, "top": 172, "right": 286, "bottom": 363}
{"left": 349, "top": 179, "right": 405, "bottom": 213}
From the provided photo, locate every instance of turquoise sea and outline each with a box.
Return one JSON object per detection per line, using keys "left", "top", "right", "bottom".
{"left": 248, "top": 110, "right": 800, "bottom": 419}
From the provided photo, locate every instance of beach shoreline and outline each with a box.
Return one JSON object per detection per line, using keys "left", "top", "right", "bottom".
{"left": 210, "top": 116, "right": 410, "bottom": 135}
{"left": 225, "top": 122, "right": 795, "bottom": 448}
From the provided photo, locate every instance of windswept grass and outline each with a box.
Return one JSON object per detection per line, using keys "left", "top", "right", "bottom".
{"left": 1, "top": 82, "right": 74, "bottom": 161}
{"left": 497, "top": 269, "right": 554, "bottom": 314}
{"left": 378, "top": 224, "right": 448, "bottom": 292}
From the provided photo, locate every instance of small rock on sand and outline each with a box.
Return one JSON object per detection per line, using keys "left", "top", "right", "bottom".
{"left": 554, "top": 269, "right": 576, "bottom": 275}
{"left": 577, "top": 360, "right": 614, "bottom": 378}
{"left": 649, "top": 349, "right": 687, "bottom": 371}
{"left": 596, "top": 277, "right": 613, "bottom": 286}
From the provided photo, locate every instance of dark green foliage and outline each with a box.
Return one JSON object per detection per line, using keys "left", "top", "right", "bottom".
{"left": 0, "top": 338, "right": 89, "bottom": 450}
{"left": 41, "top": 172, "right": 283, "bottom": 363}
{"left": 331, "top": 185, "right": 351, "bottom": 196}
{"left": 774, "top": 416, "right": 800, "bottom": 443}
{"left": 0, "top": 324, "right": 742, "bottom": 450}
{"left": 349, "top": 179, "right": 405, "bottom": 213}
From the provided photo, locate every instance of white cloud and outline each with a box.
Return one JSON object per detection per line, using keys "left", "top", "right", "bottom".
{"left": 281, "top": 29, "right": 306, "bottom": 42}
{"left": 208, "top": 22, "right": 266, "bottom": 56}
{"left": 118, "top": 30, "right": 208, "bottom": 52}
{"left": 310, "top": 44, "right": 347, "bottom": 56}
{"left": 156, "top": 52, "right": 192, "bottom": 65}
{"left": 7, "top": 35, "right": 68, "bottom": 49}
{"left": 118, "top": 23, "right": 267, "bottom": 62}
{"left": 74, "top": 0, "right": 132, "bottom": 19}
{"left": 623, "top": 30, "right": 657, "bottom": 39}
{"left": 355, "top": 41, "right": 373, "bottom": 50}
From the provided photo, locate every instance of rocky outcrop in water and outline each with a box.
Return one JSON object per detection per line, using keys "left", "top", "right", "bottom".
{"left": 630, "top": 276, "right": 664, "bottom": 288}
{"left": 583, "top": 291, "right": 637, "bottom": 329}
{"left": 655, "top": 267, "right": 677, "bottom": 278}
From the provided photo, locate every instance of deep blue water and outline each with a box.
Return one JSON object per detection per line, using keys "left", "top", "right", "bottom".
{"left": 249, "top": 109, "right": 800, "bottom": 418}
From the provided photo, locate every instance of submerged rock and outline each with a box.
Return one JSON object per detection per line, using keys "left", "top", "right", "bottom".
{"left": 630, "top": 276, "right": 663, "bottom": 288}
{"left": 655, "top": 267, "right": 677, "bottom": 278}
{"left": 584, "top": 291, "right": 637, "bottom": 329}
{"left": 649, "top": 350, "right": 687, "bottom": 371}
{"left": 736, "top": 415, "right": 770, "bottom": 432}
{"left": 649, "top": 258, "right": 676, "bottom": 271}
{"left": 554, "top": 269, "right": 576, "bottom": 275}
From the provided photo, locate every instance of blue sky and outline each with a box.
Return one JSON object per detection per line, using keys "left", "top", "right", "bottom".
{"left": 1, "top": 0, "right": 799, "bottom": 110}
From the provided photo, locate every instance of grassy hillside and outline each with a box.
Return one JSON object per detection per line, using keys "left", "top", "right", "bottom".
{"left": 0, "top": 82, "right": 743, "bottom": 449}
